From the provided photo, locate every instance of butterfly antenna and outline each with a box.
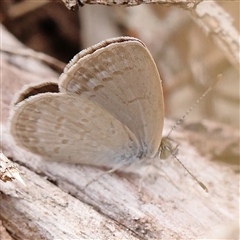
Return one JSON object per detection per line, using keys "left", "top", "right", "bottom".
{"left": 166, "top": 74, "right": 222, "bottom": 139}
{"left": 170, "top": 150, "right": 208, "bottom": 192}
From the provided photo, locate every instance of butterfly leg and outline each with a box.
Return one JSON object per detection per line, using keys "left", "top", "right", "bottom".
{"left": 152, "top": 162, "right": 181, "bottom": 191}
{"left": 137, "top": 163, "right": 158, "bottom": 193}
{"left": 84, "top": 163, "right": 127, "bottom": 190}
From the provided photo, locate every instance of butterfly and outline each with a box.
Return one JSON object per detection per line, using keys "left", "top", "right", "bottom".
{"left": 8, "top": 36, "right": 208, "bottom": 191}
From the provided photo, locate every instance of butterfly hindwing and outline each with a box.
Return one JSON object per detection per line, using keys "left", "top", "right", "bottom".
{"left": 9, "top": 93, "right": 140, "bottom": 167}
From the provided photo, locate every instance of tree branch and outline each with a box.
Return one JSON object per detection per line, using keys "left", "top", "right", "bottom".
{"left": 62, "top": 0, "right": 202, "bottom": 10}
{"left": 191, "top": 0, "right": 239, "bottom": 69}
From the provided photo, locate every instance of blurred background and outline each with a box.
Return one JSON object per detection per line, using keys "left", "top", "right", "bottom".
{"left": 1, "top": 0, "right": 239, "bottom": 128}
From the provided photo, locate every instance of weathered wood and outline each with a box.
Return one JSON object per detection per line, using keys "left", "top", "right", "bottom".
{"left": 191, "top": 0, "right": 239, "bottom": 69}
{"left": 61, "top": 0, "right": 201, "bottom": 10}
{"left": 1, "top": 24, "right": 239, "bottom": 239}
{"left": 0, "top": 151, "right": 25, "bottom": 184}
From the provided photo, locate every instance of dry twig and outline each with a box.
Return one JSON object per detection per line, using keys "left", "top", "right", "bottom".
{"left": 62, "top": 0, "right": 202, "bottom": 10}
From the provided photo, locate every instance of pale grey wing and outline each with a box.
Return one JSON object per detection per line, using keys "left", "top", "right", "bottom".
{"left": 59, "top": 37, "right": 164, "bottom": 158}
{"left": 9, "top": 93, "right": 140, "bottom": 167}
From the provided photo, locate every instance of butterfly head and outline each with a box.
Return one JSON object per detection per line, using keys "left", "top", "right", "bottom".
{"left": 158, "top": 137, "right": 178, "bottom": 160}
{"left": 157, "top": 136, "right": 208, "bottom": 193}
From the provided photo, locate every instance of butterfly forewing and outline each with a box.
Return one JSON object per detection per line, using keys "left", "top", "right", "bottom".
{"left": 9, "top": 93, "right": 140, "bottom": 166}
{"left": 60, "top": 37, "right": 164, "bottom": 158}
